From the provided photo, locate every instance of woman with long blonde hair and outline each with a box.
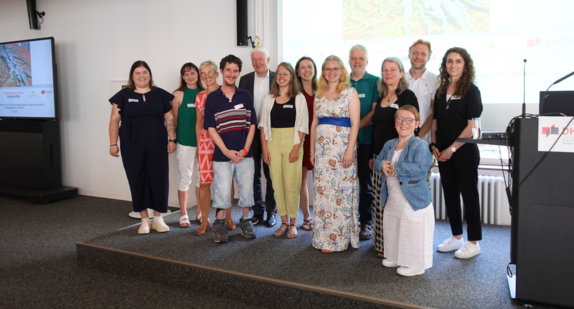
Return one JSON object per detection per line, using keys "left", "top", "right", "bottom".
{"left": 310, "top": 55, "right": 360, "bottom": 254}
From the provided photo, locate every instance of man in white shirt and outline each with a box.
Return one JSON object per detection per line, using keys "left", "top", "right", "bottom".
{"left": 407, "top": 39, "right": 440, "bottom": 184}
{"left": 238, "top": 46, "right": 277, "bottom": 227}
{"left": 407, "top": 39, "right": 439, "bottom": 143}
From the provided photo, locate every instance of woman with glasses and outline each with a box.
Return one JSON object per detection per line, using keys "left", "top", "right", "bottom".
{"left": 171, "top": 62, "right": 204, "bottom": 228}
{"left": 310, "top": 55, "right": 360, "bottom": 254}
{"left": 259, "top": 62, "right": 308, "bottom": 238}
{"left": 369, "top": 57, "right": 419, "bottom": 258}
{"left": 295, "top": 56, "right": 318, "bottom": 232}
{"left": 194, "top": 60, "right": 236, "bottom": 235}
{"left": 374, "top": 105, "right": 433, "bottom": 276}
{"left": 430, "top": 47, "right": 483, "bottom": 259}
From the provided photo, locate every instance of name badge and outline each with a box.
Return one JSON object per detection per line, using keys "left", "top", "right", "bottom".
{"left": 234, "top": 104, "right": 244, "bottom": 110}
{"left": 419, "top": 89, "right": 427, "bottom": 94}
{"left": 187, "top": 103, "right": 196, "bottom": 108}
{"left": 358, "top": 93, "right": 366, "bottom": 98}
{"left": 283, "top": 105, "right": 293, "bottom": 109}
{"left": 451, "top": 95, "right": 462, "bottom": 100}
{"left": 390, "top": 103, "right": 399, "bottom": 109}
{"left": 128, "top": 99, "right": 139, "bottom": 102}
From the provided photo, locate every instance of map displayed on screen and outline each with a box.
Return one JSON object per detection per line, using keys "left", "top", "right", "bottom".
{"left": 281, "top": 0, "right": 574, "bottom": 105}
{"left": 0, "top": 38, "right": 56, "bottom": 118}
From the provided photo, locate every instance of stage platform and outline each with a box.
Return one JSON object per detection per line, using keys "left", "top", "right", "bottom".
{"left": 77, "top": 207, "right": 529, "bottom": 309}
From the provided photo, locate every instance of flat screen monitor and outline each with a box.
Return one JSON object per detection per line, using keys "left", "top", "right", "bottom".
{"left": 0, "top": 37, "right": 57, "bottom": 119}
{"left": 539, "top": 91, "right": 574, "bottom": 116}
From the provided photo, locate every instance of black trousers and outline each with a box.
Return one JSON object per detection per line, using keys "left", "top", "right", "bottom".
{"left": 119, "top": 119, "right": 169, "bottom": 213}
{"left": 357, "top": 143, "right": 373, "bottom": 225}
{"left": 437, "top": 143, "right": 482, "bottom": 241}
{"left": 251, "top": 128, "right": 276, "bottom": 217}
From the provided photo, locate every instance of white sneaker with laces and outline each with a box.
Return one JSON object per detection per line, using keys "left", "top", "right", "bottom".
{"left": 396, "top": 266, "right": 425, "bottom": 277}
{"left": 437, "top": 236, "right": 464, "bottom": 252}
{"left": 455, "top": 241, "right": 480, "bottom": 259}
{"left": 138, "top": 220, "right": 151, "bottom": 235}
{"left": 382, "top": 259, "right": 399, "bottom": 268}
{"left": 151, "top": 217, "right": 170, "bottom": 233}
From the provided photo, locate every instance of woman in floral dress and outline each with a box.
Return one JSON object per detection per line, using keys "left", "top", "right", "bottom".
{"left": 309, "top": 55, "right": 361, "bottom": 254}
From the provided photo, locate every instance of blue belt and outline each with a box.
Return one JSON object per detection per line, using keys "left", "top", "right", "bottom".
{"left": 318, "top": 117, "right": 351, "bottom": 127}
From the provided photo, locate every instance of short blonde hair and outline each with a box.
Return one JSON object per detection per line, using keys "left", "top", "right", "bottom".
{"left": 395, "top": 105, "right": 420, "bottom": 121}
{"left": 408, "top": 39, "right": 432, "bottom": 57}
{"left": 317, "top": 55, "right": 350, "bottom": 98}
{"left": 199, "top": 60, "right": 218, "bottom": 73}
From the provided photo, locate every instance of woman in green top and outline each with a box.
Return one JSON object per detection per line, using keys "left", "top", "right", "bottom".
{"left": 172, "top": 62, "right": 204, "bottom": 228}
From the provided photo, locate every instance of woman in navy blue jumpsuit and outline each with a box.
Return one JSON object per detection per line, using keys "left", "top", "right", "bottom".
{"left": 109, "top": 60, "right": 177, "bottom": 235}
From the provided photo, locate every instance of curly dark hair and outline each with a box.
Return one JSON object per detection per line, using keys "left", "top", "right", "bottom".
{"left": 437, "top": 47, "right": 475, "bottom": 98}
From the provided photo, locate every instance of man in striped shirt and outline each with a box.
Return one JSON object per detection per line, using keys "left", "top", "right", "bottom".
{"left": 204, "top": 55, "right": 258, "bottom": 243}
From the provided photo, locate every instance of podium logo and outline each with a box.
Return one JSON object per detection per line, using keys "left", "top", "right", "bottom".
{"left": 542, "top": 124, "right": 574, "bottom": 137}
{"left": 542, "top": 124, "right": 559, "bottom": 137}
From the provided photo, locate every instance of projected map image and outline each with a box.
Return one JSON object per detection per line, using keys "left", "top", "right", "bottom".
{"left": 343, "top": 0, "right": 490, "bottom": 40}
{"left": 0, "top": 43, "right": 32, "bottom": 87}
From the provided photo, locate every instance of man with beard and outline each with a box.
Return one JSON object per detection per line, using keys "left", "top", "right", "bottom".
{"left": 407, "top": 39, "right": 440, "bottom": 184}
{"left": 204, "top": 55, "right": 257, "bottom": 243}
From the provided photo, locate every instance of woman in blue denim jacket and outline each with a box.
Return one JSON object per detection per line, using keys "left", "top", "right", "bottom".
{"left": 373, "top": 105, "right": 434, "bottom": 277}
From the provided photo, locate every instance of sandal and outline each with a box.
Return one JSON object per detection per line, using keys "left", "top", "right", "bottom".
{"left": 179, "top": 215, "right": 191, "bottom": 228}
{"left": 196, "top": 213, "right": 211, "bottom": 224}
{"left": 301, "top": 219, "right": 314, "bottom": 231}
{"left": 273, "top": 222, "right": 288, "bottom": 237}
{"left": 321, "top": 249, "right": 333, "bottom": 254}
{"left": 286, "top": 224, "right": 298, "bottom": 239}
{"left": 377, "top": 253, "right": 385, "bottom": 258}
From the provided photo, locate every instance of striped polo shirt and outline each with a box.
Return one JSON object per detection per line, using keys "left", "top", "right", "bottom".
{"left": 203, "top": 87, "right": 257, "bottom": 162}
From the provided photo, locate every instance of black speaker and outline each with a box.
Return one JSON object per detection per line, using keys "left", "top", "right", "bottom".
{"left": 237, "top": 0, "right": 248, "bottom": 46}
{"left": 26, "top": 0, "right": 40, "bottom": 30}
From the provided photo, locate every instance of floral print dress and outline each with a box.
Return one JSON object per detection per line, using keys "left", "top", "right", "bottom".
{"left": 312, "top": 87, "right": 359, "bottom": 251}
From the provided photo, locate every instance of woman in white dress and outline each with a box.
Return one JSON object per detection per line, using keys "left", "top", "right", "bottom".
{"left": 373, "top": 105, "right": 434, "bottom": 276}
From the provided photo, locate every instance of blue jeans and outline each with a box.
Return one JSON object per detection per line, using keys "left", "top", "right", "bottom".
{"left": 213, "top": 158, "right": 255, "bottom": 209}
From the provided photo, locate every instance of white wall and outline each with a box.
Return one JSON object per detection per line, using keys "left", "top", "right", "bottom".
{"left": 0, "top": 0, "right": 278, "bottom": 206}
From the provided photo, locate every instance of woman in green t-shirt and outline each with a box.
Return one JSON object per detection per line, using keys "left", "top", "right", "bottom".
{"left": 172, "top": 62, "right": 204, "bottom": 228}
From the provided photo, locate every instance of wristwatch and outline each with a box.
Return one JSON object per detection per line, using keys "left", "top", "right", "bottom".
{"left": 168, "top": 139, "right": 177, "bottom": 143}
{"left": 450, "top": 146, "right": 457, "bottom": 153}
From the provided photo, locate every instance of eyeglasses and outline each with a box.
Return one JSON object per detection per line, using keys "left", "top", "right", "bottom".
{"left": 276, "top": 72, "right": 290, "bottom": 77}
{"left": 395, "top": 116, "right": 415, "bottom": 124}
{"left": 200, "top": 71, "right": 215, "bottom": 77}
{"left": 324, "top": 67, "right": 341, "bottom": 73}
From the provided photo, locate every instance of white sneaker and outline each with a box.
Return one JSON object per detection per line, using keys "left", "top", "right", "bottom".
{"left": 382, "top": 259, "right": 399, "bottom": 268}
{"left": 151, "top": 217, "right": 170, "bottom": 233}
{"left": 396, "top": 266, "right": 425, "bottom": 277}
{"left": 138, "top": 220, "right": 151, "bottom": 235}
{"left": 437, "top": 236, "right": 464, "bottom": 252}
{"left": 455, "top": 241, "right": 480, "bottom": 259}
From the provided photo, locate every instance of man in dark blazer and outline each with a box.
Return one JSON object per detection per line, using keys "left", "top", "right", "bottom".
{"left": 238, "top": 46, "right": 277, "bottom": 227}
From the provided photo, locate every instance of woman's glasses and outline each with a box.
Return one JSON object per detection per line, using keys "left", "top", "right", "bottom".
{"left": 395, "top": 116, "right": 415, "bottom": 124}
{"left": 200, "top": 71, "right": 215, "bottom": 77}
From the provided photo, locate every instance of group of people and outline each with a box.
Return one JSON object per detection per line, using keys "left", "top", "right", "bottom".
{"left": 108, "top": 38, "right": 484, "bottom": 277}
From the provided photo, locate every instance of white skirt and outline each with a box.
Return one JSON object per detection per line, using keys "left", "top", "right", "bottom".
{"left": 383, "top": 151, "right": 435, "bottom": 270}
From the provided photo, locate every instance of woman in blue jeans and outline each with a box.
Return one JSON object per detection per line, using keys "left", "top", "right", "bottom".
{"left": 374, "top": 105, "right": 434, "bottom": 277}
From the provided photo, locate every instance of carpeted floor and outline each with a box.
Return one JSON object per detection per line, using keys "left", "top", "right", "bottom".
{"left": 0, "top": 194, "right": 558, "bottom": 309}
